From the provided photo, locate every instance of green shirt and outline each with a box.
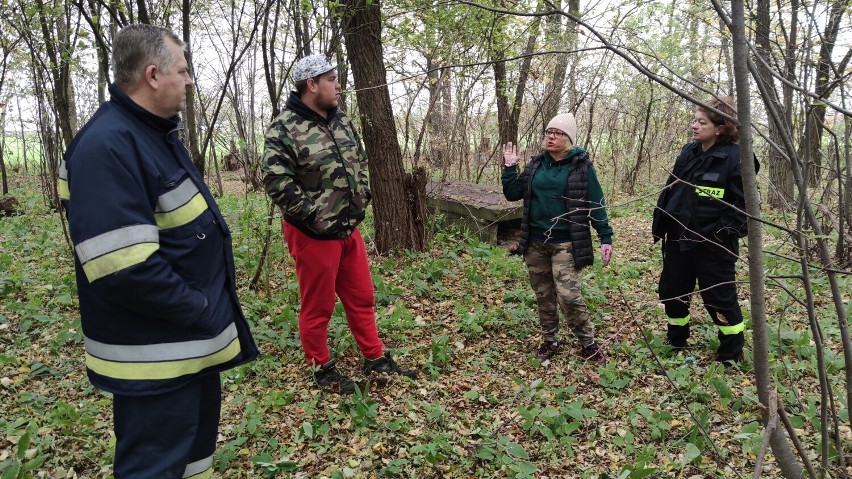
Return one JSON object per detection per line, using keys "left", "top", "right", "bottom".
{"left": 502, "top": 147, "right": 612, "bottom": 244}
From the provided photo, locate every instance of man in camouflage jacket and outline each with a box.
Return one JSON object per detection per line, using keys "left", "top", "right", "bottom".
{"left": 262, "top": 55, "right": 416, "bottom": 393}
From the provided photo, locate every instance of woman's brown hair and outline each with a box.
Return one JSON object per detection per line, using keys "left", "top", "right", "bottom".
{"left": 697, "top": 96, "right": 739, "bottom": 144}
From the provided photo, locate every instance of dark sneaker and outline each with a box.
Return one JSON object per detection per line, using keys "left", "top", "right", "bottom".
{"left": 314, "top": 360, "right": 357, "bottom": 394}
{"left": 535, "top": 341, "right": 559, "bottom": 361}
{"left": 363, "top": 351, "right": 418, "bottom": 379}
{"left": 582, "top": 342, "right": 607, "bottom": 366}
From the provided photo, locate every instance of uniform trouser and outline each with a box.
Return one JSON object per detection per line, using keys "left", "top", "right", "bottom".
{"left": 283, "top": 221, "right": 384, "bottom": 366}
{"left": 113, "top": 373, "right": 220, "bottom": 479}
{"left": 658, "top": 237, "right": 745, "bottom": 361}
{"left": 524, "top": 241, "right": 595, "bottom": 346}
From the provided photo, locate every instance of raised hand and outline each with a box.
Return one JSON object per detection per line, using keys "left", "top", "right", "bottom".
{"left": 503, "top": 142, "right": 520, "bottom": 167}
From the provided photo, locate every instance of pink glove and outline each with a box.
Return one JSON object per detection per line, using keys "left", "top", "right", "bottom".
{"left": 601, "top": 244, "right": 613, "bottom": 266}
{"left": 503, "top": 142, "right": 520, "bottom": 167}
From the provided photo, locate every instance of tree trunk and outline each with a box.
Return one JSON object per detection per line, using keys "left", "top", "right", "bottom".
{"left": 340, "top": 0, "right": 425, "bottom": 253}
{"left": 35, "top": 0, "right": 77, "bottom": 147}
{"left": 844, "top": 113, "right": 852, "bottom": 266}
{"left": 181, "top": 0, "right": 204, "bottom": 176}
{"left": 86, "top": 0, "right": 109, "bottom": 103}
{"left": 494, "top": 12, "right": 538, "bottom": 146}
{"left": 625, "top": 83, "right": 654, "bottom": 195}
{"left": 718, "top": 16, "right": 733, "bottom": 95}
{"left": 0, "top": 41, "right": 11, "bottom": 196}
{"left": 135, "top": 0, "right": 149, "bottom": 24}
{"left": 0, "top": 103, "right": 7, "bottom": 196}
{"left": 290, "top": 0, "right": 311, "bottom": 57}
{"left": 261, "top": 0, "right": 284, "bottom": 118}
{"left": 755, "top": 0, "right": 795, "bottom": 209}
{"left": 511, "top": 25, "right": 536, "bottom": 141}
{"left": 798, "top": 0, "right": 848, "bottom": 188}
{"left": 729, "top": 1, "right": 804, "bottom": 477}
{"left": 542, "top": 0, "right": 579, "bottom": 124}
{"left": 425, "top": 54, "right": 449, "bottom": 168}
{"left": 750, "top": 14, "right": 852, "bottom": 473}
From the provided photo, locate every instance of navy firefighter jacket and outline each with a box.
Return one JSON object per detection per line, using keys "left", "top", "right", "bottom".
{"left": 60, "top": 83, "right": 258, "bottom": 396}
{"left": 652, "top": 141, "right": 752, "bottom": 250}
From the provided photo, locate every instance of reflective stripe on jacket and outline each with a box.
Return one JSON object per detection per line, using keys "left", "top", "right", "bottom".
{"left": 61, "top": 83, "right": 258, "bottom": 396}
{"left": 652, "top": 141, "right": 749, "bottom": 248}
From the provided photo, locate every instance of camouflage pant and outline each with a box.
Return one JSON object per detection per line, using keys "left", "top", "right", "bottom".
{"left": 524, "top": 241, "right": 595, "bottom": 345}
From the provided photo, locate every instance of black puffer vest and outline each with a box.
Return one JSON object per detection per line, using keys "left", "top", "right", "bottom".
{"left": 518, "top": 152, "right": 593, "bottom": 269}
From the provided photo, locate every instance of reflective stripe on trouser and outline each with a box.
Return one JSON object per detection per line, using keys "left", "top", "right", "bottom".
{"left": 283, "top": 221, "right": 383, "bottom": 365}
{"left": 114, "top": 373, "right": 220, "bottom": 479}
{"left": 524, "top": 240, "right": 595, "bottom": 345}
{"left": 84, "top": 322, "right": 242, "bottom": 381}
{"left": 659, "top": 238, "right": 745, "bottom": 360}
{"left": 668, "top": 315, "right": 689, "bottom": 326}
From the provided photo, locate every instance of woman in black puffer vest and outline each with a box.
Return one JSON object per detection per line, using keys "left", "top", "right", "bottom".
{"left": 502, "top": 112, "right": 614, "bottom": 366}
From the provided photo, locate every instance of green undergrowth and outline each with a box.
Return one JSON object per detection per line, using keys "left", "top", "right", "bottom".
{"left": 1, "top": 178, "right": 848, "bottom": 478}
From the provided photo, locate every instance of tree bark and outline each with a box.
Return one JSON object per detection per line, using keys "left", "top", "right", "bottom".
{"left": 625, "top": 82, "right": 654, "bottom": 195}
{"left": 182, "top": 0, "right": 204, "bottom": 176}
{"left": 425, "top": 54, "right": 450, "bottom": 168}
{"left": 729, "top": 1, "right": 804, "bottom": 477}
{"left": 798, "top": 0, "right": 849, "bottom": 188}
{"left": 261, "top": 0, "right": 284, "bottom": 118}
{"left": 511, "top": 25, "right": 535, "bottom": 141}
{"left": 34, "top": 0, "right": 77, "bottom": 147}
{"left": 0, "top": 38, "right": 12, "bottom": 196}
{"left": 340, "top": 0, "right": 425, "bottom": 253}
{"left": 135, "top": 0, "right": 149, "bottom": 24}
{"left": 494, "top": 9, "right": 537, "bottom": 146}
{"left": 758, "top": 0, "right": 795, "bottom": 209}
{"left": 542, "top": 0, "right": 579, "bottom": 124}
{"left": 0, "top": 103, "right": 7, "bottom": 196}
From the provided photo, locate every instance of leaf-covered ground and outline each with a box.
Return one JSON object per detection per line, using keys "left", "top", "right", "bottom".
{"left": 1, "top": 176, "right": 849, "bottom": 478}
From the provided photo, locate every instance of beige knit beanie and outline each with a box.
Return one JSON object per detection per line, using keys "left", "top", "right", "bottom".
{"left": 546, "top": 113, "right": 577, "bottom": 145}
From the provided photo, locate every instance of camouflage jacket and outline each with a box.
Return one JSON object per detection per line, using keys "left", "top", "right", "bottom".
{"left": 262, "top": 92, "right": 371, "bottom": 239}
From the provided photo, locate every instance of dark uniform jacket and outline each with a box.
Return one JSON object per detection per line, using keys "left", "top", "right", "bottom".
{"left": 652, "top": 141, "right": 751, "bottom": 249}
{"left": 262, "top": 92, "right": 371, "bottom": 240}
{"left": 60, "top": 84, "right": 258, "bottom": 396}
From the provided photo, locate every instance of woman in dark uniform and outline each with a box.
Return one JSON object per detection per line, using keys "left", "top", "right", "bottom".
{"left": 652, "top": 96, "right": 751, "bottom": 365}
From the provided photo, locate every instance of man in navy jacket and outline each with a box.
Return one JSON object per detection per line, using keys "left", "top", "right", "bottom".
{"left": 60, "top": 24, "right": 257, "bottom": 478}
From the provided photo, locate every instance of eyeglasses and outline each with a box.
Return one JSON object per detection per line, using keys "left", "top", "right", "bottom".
{"left": 544, "top": 129, "right": 567, "bottom": 138}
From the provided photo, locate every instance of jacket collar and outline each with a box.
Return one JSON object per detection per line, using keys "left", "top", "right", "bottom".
{"left": 285, "top": 91, "right": 338, "bottom": 124}
{"left": 108, "top": 83, "right": 181, "bottom": 133}
{"left": 543, "top": 146, "right": 588, "bottom": 166}
{"left": 690, "top": 141, "right": 729, "bottom": 159}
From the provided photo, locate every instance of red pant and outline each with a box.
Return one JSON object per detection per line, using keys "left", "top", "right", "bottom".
{"left": 283, "top": 222, "right": 383, "bottom": 366}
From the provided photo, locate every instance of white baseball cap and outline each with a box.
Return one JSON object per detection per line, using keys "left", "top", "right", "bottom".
{"left": 293, "top": 55, "right": 338, "bottom": 82}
